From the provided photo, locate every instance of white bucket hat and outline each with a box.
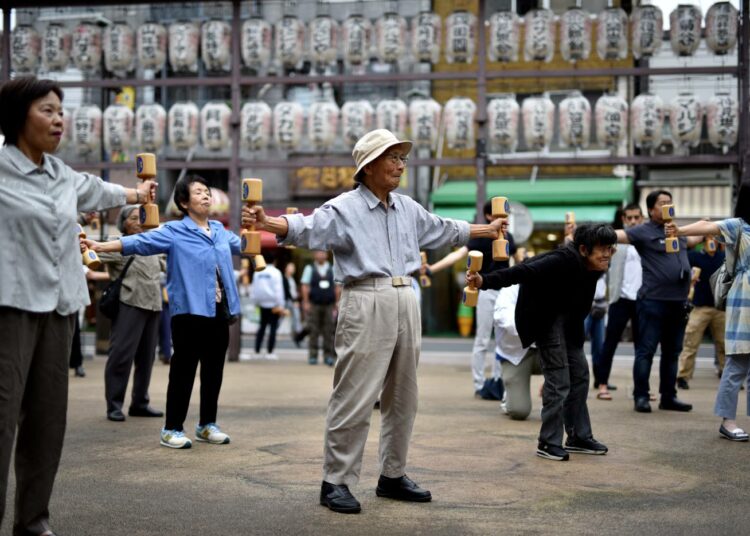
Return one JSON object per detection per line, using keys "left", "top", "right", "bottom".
{"left": 352, "top": 129, "right": 413, "bottom": 180}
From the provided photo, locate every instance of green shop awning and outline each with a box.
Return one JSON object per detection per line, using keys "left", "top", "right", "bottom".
{"left": 434, "top": 205, "right": 620, "bottom": 224}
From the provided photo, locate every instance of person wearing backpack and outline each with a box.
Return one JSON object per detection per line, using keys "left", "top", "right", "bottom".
{"left": 665, "top": 183, "right": 750, "bottom": 442}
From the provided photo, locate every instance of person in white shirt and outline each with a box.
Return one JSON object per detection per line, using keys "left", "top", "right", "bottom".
{"left": 251, "top": 255, "right": 286, "bottom": 360}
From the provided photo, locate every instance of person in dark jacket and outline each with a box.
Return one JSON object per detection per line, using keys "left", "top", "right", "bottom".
{"left": 466, "top": 224, "right": 616, "bottom": 461}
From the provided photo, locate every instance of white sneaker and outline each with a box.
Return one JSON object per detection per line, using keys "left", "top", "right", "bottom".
{"left": 500, "top": 398, "right": 508, "bottom": 415}
{"left": 264, "top": 353, "right": 278, "bottom": 361}
{"left": 195, "top": 423, "right": 230, "bottom": 444}
{"left": 160, "top": 429, "right": 192, "bottom": 449}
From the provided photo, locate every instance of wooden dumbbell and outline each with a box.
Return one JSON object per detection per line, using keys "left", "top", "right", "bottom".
{"left": 462, "top": 251, "right": 483, "bottom": 307}
{"left": 135, "top": 153, "right": 160, "bottom": 229}
{"left": 240, "top": 258, "right": 251, "bottom": 285}
{"left": 285, "top": 207, "right": 298, "bottom": 250}
{"left": 662, "top": 205, "right": 679, "bottom": 253}
{"left": 90, "top": 212, "right": 101, "bottom": 233}
{"left": 491, "top": 196, "right": 510, "bottom": 261}
{"left": 241, "top": 178, "right": 263, "bottom": 256}
{"left": 77, "top": 224, "right": 101, "bottom": 270}
{"left": 419, "top": 251, "right": 431, "bottom": 287}
{"left": 688, "top": 266, "right": 702, "bottom": 301}
{"left": 565, "top": 211, "right": 576, "bottom": 225}
{"left": 253, "top": 254, "right": 267, "bottom": 272}
{"left": 705, "top": 236, "right": 717, "bottom": 253}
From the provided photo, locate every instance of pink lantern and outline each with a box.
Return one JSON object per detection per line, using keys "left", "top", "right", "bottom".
{"left": 408, "top": 98, "right": 442, "bottom": 150}
{"left": 200, "top": 102, "right": 232, "bottom": 151}
{"left": 706, "top": 93, "right": 738, "bottom": 149}
{"left": 560, "top": 8, "right": 592, "bottom": 63}
{"left": 202, "top": 20, "right": 231, "bottom": 72}
{"left": 342, "top": 14, "right": 372, "bottom": 68}
{"left": 103, "top": 104, "right": 134, "bottom": 153}
{"left": 12, "top": 24, "right": 41, "bottom": 73}
{"left": 376, "top": 99, "right": 408, "bottom": 140}
{"left": 631, "top": 94, "right": 665, "bottom": 149}
{"left": 705, "top": 2, "right": 738, "bottom": 55}
{"left": 445, "top": 10, "right": 476, "bottom": 64}
{"left": 488, "top": 11, "right": 520, "bottom": 63}
{"left": 168, "top": 102, "right": 200, "bottom": 151}
{"left": 444, "top": 97, "right": 476, "bottom": 149}
{"left": 273, "top": 101, "right": 305, "bottom": 150}
{"left": 595, "top": 95, "right": 628, "bottom": 147}
{"left": 670, "top": 4, "right": 702, "bottom": 57}
{"left": 135, "top": 104, "right": 167, "bottom": 153}
{"left": 104, "top": 22, "right": 135, "bottom": 74}
{"left": 72, "top": 21, "right": 102, "bottom": 72}
{"left": 42, "top": 23, "right": 71, "bottom": 72}
{"left": 559, "top": 92, "right": 591, "bottom": 149}
{"left": 375, "top": 12, "right": 407, "bottom": 63}
{"left": 137, "top": 22, "right": 167, "bottom": 71}
{"left": 487, "top": 97, "right": 520, "bottom": 152}
{"left": 240, "top": 101, "right": 272, "bottom": 151}
{"left": 73, "top": 105, "right": 102, "bottom": 156}
{"left": 669, "top": 93, "right": 703, "bottom": 148}
{"left": 275, "top": 16, "right": 305, "bottom": 69}
{"left": 341, "top": 100, "right": 374, "bottom": 148}
{"left": 597, "top": 8, "right": 628, "bottom": 61}
{"left": 631, "top": 5, "right": 663, "bottom": 59}
{"left": 241, "top": 18, "right": 272, "bottom": 69}
{"left": 309, "top": 15, "right": 339, "bottom": 64}
{"left": 522, "top": 96, "right": 554, "bottom": 150}
{"left": 412, "top": 12, "right": 441, "bottom": 64}
{"left": 523, "top": 9, "right": 555, "bottom": 63}
{"left": 169, "top": 21, "right": 200, "bottom": 73}
{"left": 309, "top": 101, "right": 340, "bottom": 150}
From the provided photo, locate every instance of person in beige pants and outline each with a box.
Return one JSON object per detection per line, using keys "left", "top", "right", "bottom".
{"left": 242, "top": 129, "right": 506, "bottom": 514}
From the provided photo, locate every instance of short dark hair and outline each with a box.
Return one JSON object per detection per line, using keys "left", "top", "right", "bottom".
{"left": 573, "top": 223, "right": 617, "bottom": 254}
{"left": 0, "top": 76, "right": 64, "bottom": 146}
{"left": 645, "top": 190, "right": 671, "bottom": 210}
{"left": 734, "top": 182, "right": 750, "bottom": 222}
{"left": 173, "top": 174, "right": 210, "bottom": 215}
{"left": 623, "top": 202, "right": 642, "bottom": 213}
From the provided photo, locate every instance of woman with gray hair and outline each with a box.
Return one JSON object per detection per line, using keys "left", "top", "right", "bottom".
{"left": 98, "top": 205, "right": 165, "bottom": 422}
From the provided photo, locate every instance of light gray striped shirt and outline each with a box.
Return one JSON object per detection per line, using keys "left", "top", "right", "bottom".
{"left": 281, "top": 184, "right": 470, "bottom": 284}
{"left": 0, "top": 145, "right": 127, "bottom": 315}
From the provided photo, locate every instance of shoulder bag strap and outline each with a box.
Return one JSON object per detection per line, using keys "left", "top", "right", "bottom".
{"left": 117, "top": 256, "right": 136, "bottom": 283}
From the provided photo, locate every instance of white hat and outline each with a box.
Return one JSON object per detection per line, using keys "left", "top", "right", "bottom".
{"left": 352, "top": 129, "right": 412, "bottom": 180}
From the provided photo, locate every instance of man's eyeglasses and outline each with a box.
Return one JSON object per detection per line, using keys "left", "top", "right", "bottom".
{"left": 385, "top": 153, "right": 409, "bottom": 165}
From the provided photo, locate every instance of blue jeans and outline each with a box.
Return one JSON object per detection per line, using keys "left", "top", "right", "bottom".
{"left": 584, "top": 313, "right": 605, "bottom": 376}
{"left": 597, "top": 298, "right": 638, "bottom": 387}
{"left": 714, "top": 354, "right": 750, "bottom": 419}
{"left": 633, "top": 299, "right": 688, "bottom": 401}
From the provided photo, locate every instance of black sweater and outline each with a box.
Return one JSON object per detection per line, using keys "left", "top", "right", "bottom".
{"left": 481, "top": 243, "right": 603, "bottom": 349}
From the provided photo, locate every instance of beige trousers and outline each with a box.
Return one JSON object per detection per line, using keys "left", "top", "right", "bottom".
{"left": 322, "top": 278, "right": 421, "bottom": 486}
{"left": 678, "top": 306, "right": 726, "bottom": 379}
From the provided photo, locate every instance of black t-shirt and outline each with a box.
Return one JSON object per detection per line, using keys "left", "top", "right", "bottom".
{"left": 466, "top": 232, "right": 517, "bottom": 274}
{"left": 688, "top": 249, "right": 725, "bottom": 307}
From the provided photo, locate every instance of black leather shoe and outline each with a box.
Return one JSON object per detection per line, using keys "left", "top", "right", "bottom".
{"left": 107, "top": 409, "right": 126, "bottom": 422}
{"left": 376, "top": 474, "right": 432, "bottom": 502}
{"left": 676, "top": 378, "right": 690, "bottom": 390}
{"left": 128, "top": 406, "right": 164, "bottom": 417}
{"left": 659, "top": 397, "right": 692, "bottom": 412}
{"left": 320, "top": 481, "right": 361, "bottom": 513}
{"left": 634, "top": 397, "right": 652, "bottom": 413}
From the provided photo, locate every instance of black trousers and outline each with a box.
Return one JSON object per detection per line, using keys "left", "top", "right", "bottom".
{"left": 165, "top": 314, "right": 229, "bottom": 431}
{"left": 255, "top": 307, "right": 280, "bottom": 354}
{"left": 596, "top": 298, "right": 638, "bottom": 387}
{"left": 69, "top": 315, "right": 83, "bottom": 369}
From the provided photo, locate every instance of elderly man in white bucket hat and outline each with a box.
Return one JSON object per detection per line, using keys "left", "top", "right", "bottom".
{"left": 242, "top": 128, "right": 506, "bottom": 513}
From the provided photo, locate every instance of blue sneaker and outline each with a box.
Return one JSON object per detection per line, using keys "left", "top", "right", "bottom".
{"left": 195, "top": 423, "right": 230, "bottom": 444}
{"left": 160, "top": 429, "right": 192, "bottom": 449}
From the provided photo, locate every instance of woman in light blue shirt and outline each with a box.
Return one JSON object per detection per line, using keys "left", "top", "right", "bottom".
{"left": 86, "top": 175, "right": 241, "bottom": 450}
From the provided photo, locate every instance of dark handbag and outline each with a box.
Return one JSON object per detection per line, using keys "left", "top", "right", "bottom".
{"left": 710, "top": 226, "right": 742, "bottom": 311}
{"left": 99, "top": 257, "right": 136, "bottom": 320}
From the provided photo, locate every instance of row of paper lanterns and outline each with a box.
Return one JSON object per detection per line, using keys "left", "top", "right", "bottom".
{"left": 10, "top": 3, "right": 738, "bottom": 75}
{"left": 59, "top": 92, "right": 738, "bottom": 157}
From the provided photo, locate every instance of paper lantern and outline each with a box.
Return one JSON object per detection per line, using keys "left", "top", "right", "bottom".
{"left": 705, "top": 2, "right": 738, "bottom": 55}
{"left": 669, "top": 93, "right": 703, "bottom": 148}
{"left": 57, "top": 108, "right": 74, "bottom": 152}
{"left": 12, "top": 24, "right": 41, "bottom": 73}
{"left": 487, "top": 97, "right": 520, "bottom": 152}
{"left": 72, "top": 21, "right": 102, "bottom": 72}
{"left": 631, "top": 5, "right": 663, "bottom": 59}
{"left": 275, "top": 16, "right": 305, "bottom": 69}
{"left": 706, "top": 93, "right": 738, "bottom": 149}
{"left": 200, "top": 102, "right": 231, "bottom": 151}
{"left": 240, "top": 101, "right": 272, "bottom": 151}
{"left": 559, "top": 92, "right": 591, "bottom": 149}
{"left": 524, "top": 9, "right": 555, "bottom": 63}
{"left": 273, "top": 101, "right": 304, "bottom": 150}
{"left": 376, "top": 99, "right": 408, "bottom": 140}
{"left": 522, "top": 96, "right": 554, "bottom": 151}
{"left": 241, "top": 17, "right": 272, "bottom": 69}
{"left": 445, "top": 10, "right": 476, "bottom": 64}
{"left": 42, "top": 23, "right": 71, "bottom": 72}
{"left": 488, "top": 11, "right": 520, "bottom": 63}
{"left": 103, "top": 104, "right": 134, "bottom": 153}
{"left": 341, "top": 100, "right": 374, "bottom": 148}
{"left": 631, "top": 94, "right": 665, "bottom": 149}
{"left": 309, "top": 15, "right": 339, "bottom": 64}
{"left": 408, "top": 98, "right": 442, "bottom": 150}
{"left": 104, "top": 22, "right": 135, "bottom": 74}
{"left": 411, "top": 12, "right": 441, "bottom": 63}
{"left": 309, "top": 101, "right": 340, "bottom": 150}
{"left": 560, "top": 8, "right": 592, "bottom": 63}
{"left": 202, "top": 20, "right": 231, "bottom": 72}
{"left": 135, "top": 104, "right": 167, "bottom": 153}
{"left": 73, "top": 105, "right": 102, "bottom": 155}
{"left": 375, "top": 12, "right": 407, "bottom": 63}
{"left": 137, "top": 22, "right": 167, "bottom": 70}
{"left": 597, "top": 8, "right": 628, "bottom": 61}
{"left": 168, "top": 102, "right": 199, "bottom": 151}
{"left": 595, "top": 95, "right": 628, "bottom": 147}
{"left": 444, "top": 97, "right": 476, "bottom": 150}
{"left": 169, "top": 21, "right": 200, "bottom": 73}
{"left": 342, "top": 14, "right": 372, "bottom": 68}
{"left": 670, "top": 4, "right": 702, "bottom": 57}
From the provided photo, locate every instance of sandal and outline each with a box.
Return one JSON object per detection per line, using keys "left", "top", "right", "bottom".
{"left": 596, "top": 391, "right": 612, "bottom": 400}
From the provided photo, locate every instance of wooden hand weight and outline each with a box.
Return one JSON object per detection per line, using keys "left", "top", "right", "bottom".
{"left": 135, "top": 153, "right": 159, "bottom": 229}
{"left": 419, "top": 251, "right": 431, "bottom": 288}
{"left": 491, "top": 196, "right": 510, "bottom": 262}
{"left": 705, "top": 236, "right": 717, "bottom": 253}
{"left": 285, "top": 207, "right": 298, "bottom": 250}
{"left": 253, "top": 254, "right": 267, "bottom": 272}
{"left": 462, "top": 251, "right": 483, "bottom": 307}
{"left": 241, "top": 178, "right": 263, "bottom": 256}
{"left": 662, "top": 205, "right": 679, "bottom": 253}
{"left": 77, "top": 224, "right": 101, "bottom": 270}
{"left": 565, "top": 211, "right": 576, "bottom": 225}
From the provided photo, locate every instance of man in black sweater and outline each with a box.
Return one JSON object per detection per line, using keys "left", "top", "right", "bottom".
{"left": 467, "top": 224, "right": 616, "bottom": 461}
